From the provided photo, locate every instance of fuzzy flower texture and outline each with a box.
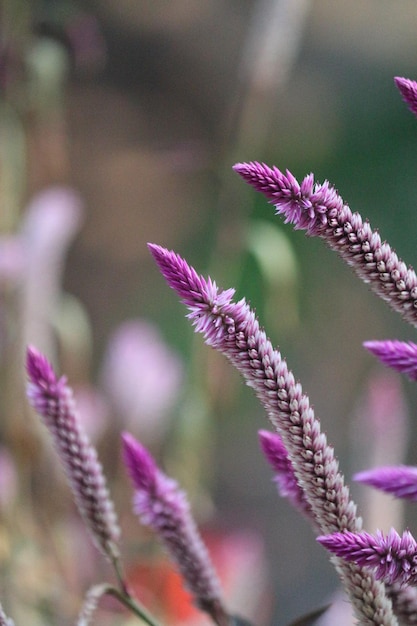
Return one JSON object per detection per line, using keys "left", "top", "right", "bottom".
{"left": 149, "top": 76, "right": 417, "bottom": 624}
{"left": 26, "top": 346, "right": 120, "bottom": 560}
{"left": 122, "top": 432, "right": 230, "bottom": 626}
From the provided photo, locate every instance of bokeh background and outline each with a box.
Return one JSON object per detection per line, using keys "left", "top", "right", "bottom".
{"left": 2, "top": 1, "right": 417, "bottom": 625}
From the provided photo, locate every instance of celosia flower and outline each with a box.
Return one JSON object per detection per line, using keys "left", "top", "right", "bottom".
{"left": 148, "top": 243, "right": 396, "bottom": 625}
{"left": 364, "top": 340, "right": 417, "bottom": 381}
{"left": 122, "top": 432, "right": 230, "bottom": 626}
{"left": 354, "top": 465, "right": 417, "bottom": 501}
{"left": 233, "top": 162, "right": 417, "bottom": 328}
{"left": 258, "top": 429, "right": 313, "bottom": 521}
{"left": 395, "top": 77, "right": 417, "bottom": 119}
{"left": 26, "top": 346, "right": 120, "bottom": 560}
{"left": 317, "top": 528, "right": 417, "bottom": 587}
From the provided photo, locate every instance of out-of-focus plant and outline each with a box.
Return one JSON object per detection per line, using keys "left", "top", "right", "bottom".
{"left": 5, "top": 3, "right": 417, "bottom": 626}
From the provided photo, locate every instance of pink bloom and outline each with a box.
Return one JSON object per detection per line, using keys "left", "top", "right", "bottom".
{"left": 258, "top": 429, "right": 313, "bottom": 521}
{"left": 233, "top": 162, "right": 417, "bottom": 328}
{"left": 122, "top": 432, "right": 229, "bottom": 626}
{"left": 21, "top": 186, "right": 83, "bottom": 355}
{"left": 318, "top": 528, "right": 417, "bottom": 587}
{"left": 101, "top": 320, "right": 182, "bottom": 444}
{"left": 26, "top": 346, "right": 120, "bottom": 560}
{"left": 354, "top": 465, "right": 417, "bottom": 502}
{"left": 148, "top": 243, "right": 395, "bottom": 625}
{"left": 364, "top": 340, "right": 417, "bottom": 381}
{"left": 394, "top": 77, "right": 417, "bottom": 119}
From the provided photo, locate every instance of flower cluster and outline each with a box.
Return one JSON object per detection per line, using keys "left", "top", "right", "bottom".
{"left": 10, "top": 74, "right": 417, "bottom": 626}
{"left": 148, "top": 76, "right": 417, "bottom": 624}
{"left": 230, "top": 76, "right": 417, "bottom": 624}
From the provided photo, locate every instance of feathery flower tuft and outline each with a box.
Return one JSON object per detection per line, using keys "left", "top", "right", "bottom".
{"left": 318, "top": 528, "right": 417, "bottom": 587}
{"left": 122, "top": 432, "right": 230, "bottom": 626}
{"left": 364, "top": 340, "right": 417, "bottom": 381}
{"left": 26, "top": 346, "right": 120, "bottom": 560}
{"left": 354, "top": 465, "right": 417, "bottom": 501}
{"left": 149, "top": 244, "right": 397, "bottom": 625}
{"left": 233, "top": 162, "right": 417, "bottom": 328}
{"left": 394, "top": 77, "right": 417, "bottom": 119}
{"left": 258, "top": 430, "right": 313, "bottom": 521}
{"left": 233, "top": 162, "right": 343, "bottom": 236}
{"left": 147, "top": 243, "right": 235, "bottom": 339}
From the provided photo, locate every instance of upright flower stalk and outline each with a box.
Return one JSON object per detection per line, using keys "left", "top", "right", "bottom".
{"left": 232, "top": 161, "right": 417, "bottom": 329}
{"left": 122, "top": 432, "right": 230, "bottom": 626}
{"left": 230, "top": 77, "right": 417, "bottom": 625}
{"left": 148, "top": 243, "right": 396, "bottom": 625}
{"left": 26, "top": 346, "right": 120, "bottom": 561}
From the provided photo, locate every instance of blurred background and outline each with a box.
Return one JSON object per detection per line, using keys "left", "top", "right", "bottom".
{"left": 2, "top": 1, "right": 417, "bottom": 624}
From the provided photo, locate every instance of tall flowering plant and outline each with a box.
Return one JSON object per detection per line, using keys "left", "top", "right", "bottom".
{"left": 147, "top": 76, "right": 417, "bottom": 625}
{"left": 2, "top": 75, "right": 417, "bottom": 626}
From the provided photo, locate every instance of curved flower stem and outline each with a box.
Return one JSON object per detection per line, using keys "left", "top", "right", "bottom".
{"left": 109, "top": 555, "right": 163, "bottom": 626}
{"left": 106, "top": 587, "right": 163, "bottom": 626}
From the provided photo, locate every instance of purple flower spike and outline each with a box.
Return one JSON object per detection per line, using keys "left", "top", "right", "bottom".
{"left": 364, "top": 340, "right": 417, "bottom": 381}
{"left": 122, "top": 432, "right": 229, "bottom": 626}
{"left": 395, "top": 77, "right": 417, "bottom": 119}
{"left": 318, "top": 528, "right": 417, "bottom": 587}
{"left": 234, "top": 162, "right": 417, "bottom": 328}
{"left": 147, "top": 244, "right": 236, "bottom": 341}
{"left": 149, "top": 244, "right": 397, "bottom": 625}
{"left": 26, "top": 346, "right": 120, "bottom": 560}
{"left": 258, "top": 430, "right": 313, "bottom": 521}
{"left": 354, "top": 465, "right": 417, "bottom": 501}
{"left": 233, "top": 162, "right": 343, "bottom": 236}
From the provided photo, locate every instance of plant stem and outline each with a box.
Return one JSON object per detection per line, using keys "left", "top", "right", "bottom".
{"left": 110, "top": 554, "right": 163, "bottom": 626}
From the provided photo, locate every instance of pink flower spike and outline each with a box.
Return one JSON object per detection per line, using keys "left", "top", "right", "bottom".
{"left": 364, "top": 340, "right": 417, "bottom": 381}
{"left": 101, "top": 319, "right": 183, "bottom": 444}
{"left": 317, "top": 528, "right": 417, "bottom": 586}
{"left": 394, "top": 77, "right": 417, "bottom": 118}
{"left": 234, "top": 162, "right": 417, "bottom": 329}
{"left": 122, "top": 432, "right": 230, "bottom": 626}
{"left": 149, "top": 244, "right": 396, "bottom": 624}
{"left": 233, "top": 162, "right": 343, "bottom": 236}
{"left": 354, "top": 465, "right": 417, "bottom": 501}
{"left": 258, "top": 430, "right": 313, "bottom": 521}
{"left": 147, "top": 243, "right": 236, "bottom": 344}
{"left": 26, "top": 346, "right": 120, "bottom": 561}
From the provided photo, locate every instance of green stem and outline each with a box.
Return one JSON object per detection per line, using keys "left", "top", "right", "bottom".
{"left": 109, "top": 554, "right": 163, "bottom": 626}
{"left": 106, "top": 587, "right": 163, "bottom": 626}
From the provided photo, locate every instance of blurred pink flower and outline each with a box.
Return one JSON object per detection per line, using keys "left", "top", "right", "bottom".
{"left": 21, "top": 186, "right": 83, "bottom": 356}
{"left": 101, "top": 320, "right": 183, "bottom": 444}
{"left": 73, "top": 385, "right": 109, "bottom": 442}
